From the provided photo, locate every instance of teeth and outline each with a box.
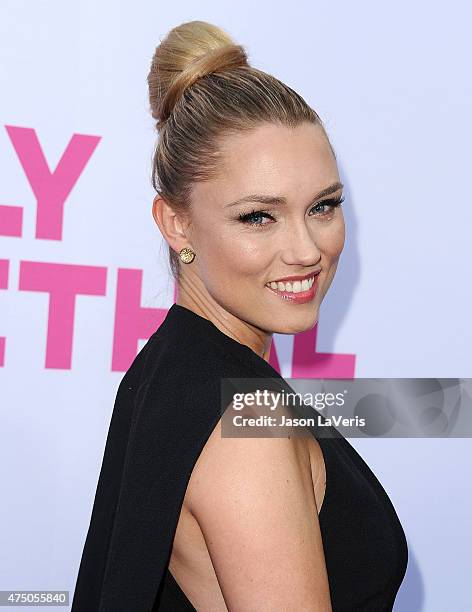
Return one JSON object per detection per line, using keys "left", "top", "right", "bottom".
{"left": 267, "top": 275, "right": 317, "bottom": 294}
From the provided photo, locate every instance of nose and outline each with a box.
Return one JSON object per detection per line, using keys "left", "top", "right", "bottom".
{"left": 280, "top": 219, "right": 321, "bottom": 267}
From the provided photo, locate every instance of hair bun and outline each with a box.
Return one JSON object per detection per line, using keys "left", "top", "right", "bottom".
{"left": 148, "top": 21, "right": 249, "bottom": 128}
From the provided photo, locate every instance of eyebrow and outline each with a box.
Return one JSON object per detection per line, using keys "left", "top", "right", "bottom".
{"left": 224, "top": 181, "right": 344, "bottom": 208}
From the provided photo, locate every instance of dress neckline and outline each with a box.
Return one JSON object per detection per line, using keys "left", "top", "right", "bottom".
{"left": 164, "top": 302, "right": 283, "bottom": 380}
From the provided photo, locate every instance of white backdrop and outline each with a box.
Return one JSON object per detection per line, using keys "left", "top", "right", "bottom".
{"left": 1, "top": 1, "right": 471, "bottom": 610}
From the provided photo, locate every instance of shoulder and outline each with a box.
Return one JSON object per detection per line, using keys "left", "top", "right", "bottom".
{"left": 120, "top": 325, "right": 258, "bottom": 439}
{"left": 134, "top": 323, "right": 257, "bottom": 400}
{"left": 185, "top": 418, "right": 314, "bottom": 507}
{"left": 184, "top": 417, "right": 332, "bottom": 609}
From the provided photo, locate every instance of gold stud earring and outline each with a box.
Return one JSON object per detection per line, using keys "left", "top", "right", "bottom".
{"left": 179, "top": 247, "right": 196, "bottom": 264}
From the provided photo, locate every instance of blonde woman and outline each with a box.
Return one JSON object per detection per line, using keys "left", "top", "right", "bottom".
{"left": 72, "top": 20, "right": 408, "bottom": 612}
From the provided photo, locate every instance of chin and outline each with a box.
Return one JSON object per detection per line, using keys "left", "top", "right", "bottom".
{"left": 268, "top": 311, "right": 319, "bottom": 335}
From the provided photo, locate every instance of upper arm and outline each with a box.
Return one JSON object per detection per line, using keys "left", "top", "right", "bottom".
{"left": 185, "top": 414, "right": 332, "bottom": 611}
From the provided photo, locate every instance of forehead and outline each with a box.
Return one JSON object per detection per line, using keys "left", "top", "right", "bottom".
{"left": 192, "top": 122, "right": 339, "bottom": 206}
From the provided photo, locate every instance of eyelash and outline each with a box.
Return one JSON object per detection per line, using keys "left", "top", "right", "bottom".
{"left": 237, "top": 196, "right": 345, "bottom": 228}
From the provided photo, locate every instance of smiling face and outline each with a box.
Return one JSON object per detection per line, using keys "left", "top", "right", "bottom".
{"left": 160, "top": 120, "right": 345, "bottom": 347}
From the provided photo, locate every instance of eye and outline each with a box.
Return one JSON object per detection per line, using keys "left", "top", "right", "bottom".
{"left": 237, "top": 196, "right": 344, "bottom": 228}
{"left": 309, "top": 196, "right": 345, "bottom": 217}
{"left": 238, "top": 209, "right": 275, "bottom": 227}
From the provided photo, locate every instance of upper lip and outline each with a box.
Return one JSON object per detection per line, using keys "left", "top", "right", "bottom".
{"left": 266, "top": 269, "right": 321, "bottom": 284}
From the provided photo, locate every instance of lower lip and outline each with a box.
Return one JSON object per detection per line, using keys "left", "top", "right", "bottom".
{"left": 265, "top": 275, "right": 319, "bottom": 304}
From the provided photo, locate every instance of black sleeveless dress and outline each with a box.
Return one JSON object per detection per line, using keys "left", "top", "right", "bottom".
{"left": 71, "top": 303, "right": 408, "bottom": 612}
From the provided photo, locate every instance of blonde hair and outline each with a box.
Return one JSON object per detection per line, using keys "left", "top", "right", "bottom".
{"left": 147, "top": 20, "right": 330, "bottom": 280}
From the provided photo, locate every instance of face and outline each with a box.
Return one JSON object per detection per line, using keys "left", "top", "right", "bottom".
{"left": 179, "top": 121, "right": 345, "bottom": 335}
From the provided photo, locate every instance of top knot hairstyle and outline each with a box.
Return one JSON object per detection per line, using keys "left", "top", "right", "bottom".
{"left": 147, "top": 20, "right": 331, "bottom": 280}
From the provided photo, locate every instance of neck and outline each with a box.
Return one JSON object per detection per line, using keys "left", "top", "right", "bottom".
{"left": 176, "top": 277, "right": 273, "bottom": 362}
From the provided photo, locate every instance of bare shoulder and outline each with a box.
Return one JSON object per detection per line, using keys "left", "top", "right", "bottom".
{"left": 185, "top": 411, "right": 332, "bottom": 611}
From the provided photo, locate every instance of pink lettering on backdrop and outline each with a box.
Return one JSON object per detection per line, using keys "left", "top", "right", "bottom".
{"left": 268, "top": 342, "right": 282, "bottom": 373}
{"left": 0, "top": 205, "right": 23, "bottom": 237}
{"left": 112, "top": 268, "right": 168, "bottom": 371}
{"left": 0, "top": 259, "right": 8, "bottom": 366}
{"left": 5, "top": 125, "right": 101, "bottom": 240}
{"left": 292, "top": 323, "right": 355, "bottom": 378}
{"left": 19, "top": 261, "right": 107, "bottom": 369}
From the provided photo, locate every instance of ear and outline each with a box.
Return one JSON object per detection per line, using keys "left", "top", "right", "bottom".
{"left": 152, "top": 195, "right": 192, "bottom": 253}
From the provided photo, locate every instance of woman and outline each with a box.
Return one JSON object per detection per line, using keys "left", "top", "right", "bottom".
{"left": 72, "top": 20, "right": 408, "bottom": 611}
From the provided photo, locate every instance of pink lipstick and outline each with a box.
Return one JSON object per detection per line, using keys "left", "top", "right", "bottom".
{"left": 265, "top": 271, "right": 320, "bottom": 305}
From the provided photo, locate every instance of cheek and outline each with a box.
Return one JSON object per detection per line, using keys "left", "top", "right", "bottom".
{"left": 221, "top": 237, "right": 274, "bottom": 278}
{"left": 316, "top": 216, "right": 345, "bottom": 259}
{"left": 196, "top": 220, "right": 274, "bottom": 277}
